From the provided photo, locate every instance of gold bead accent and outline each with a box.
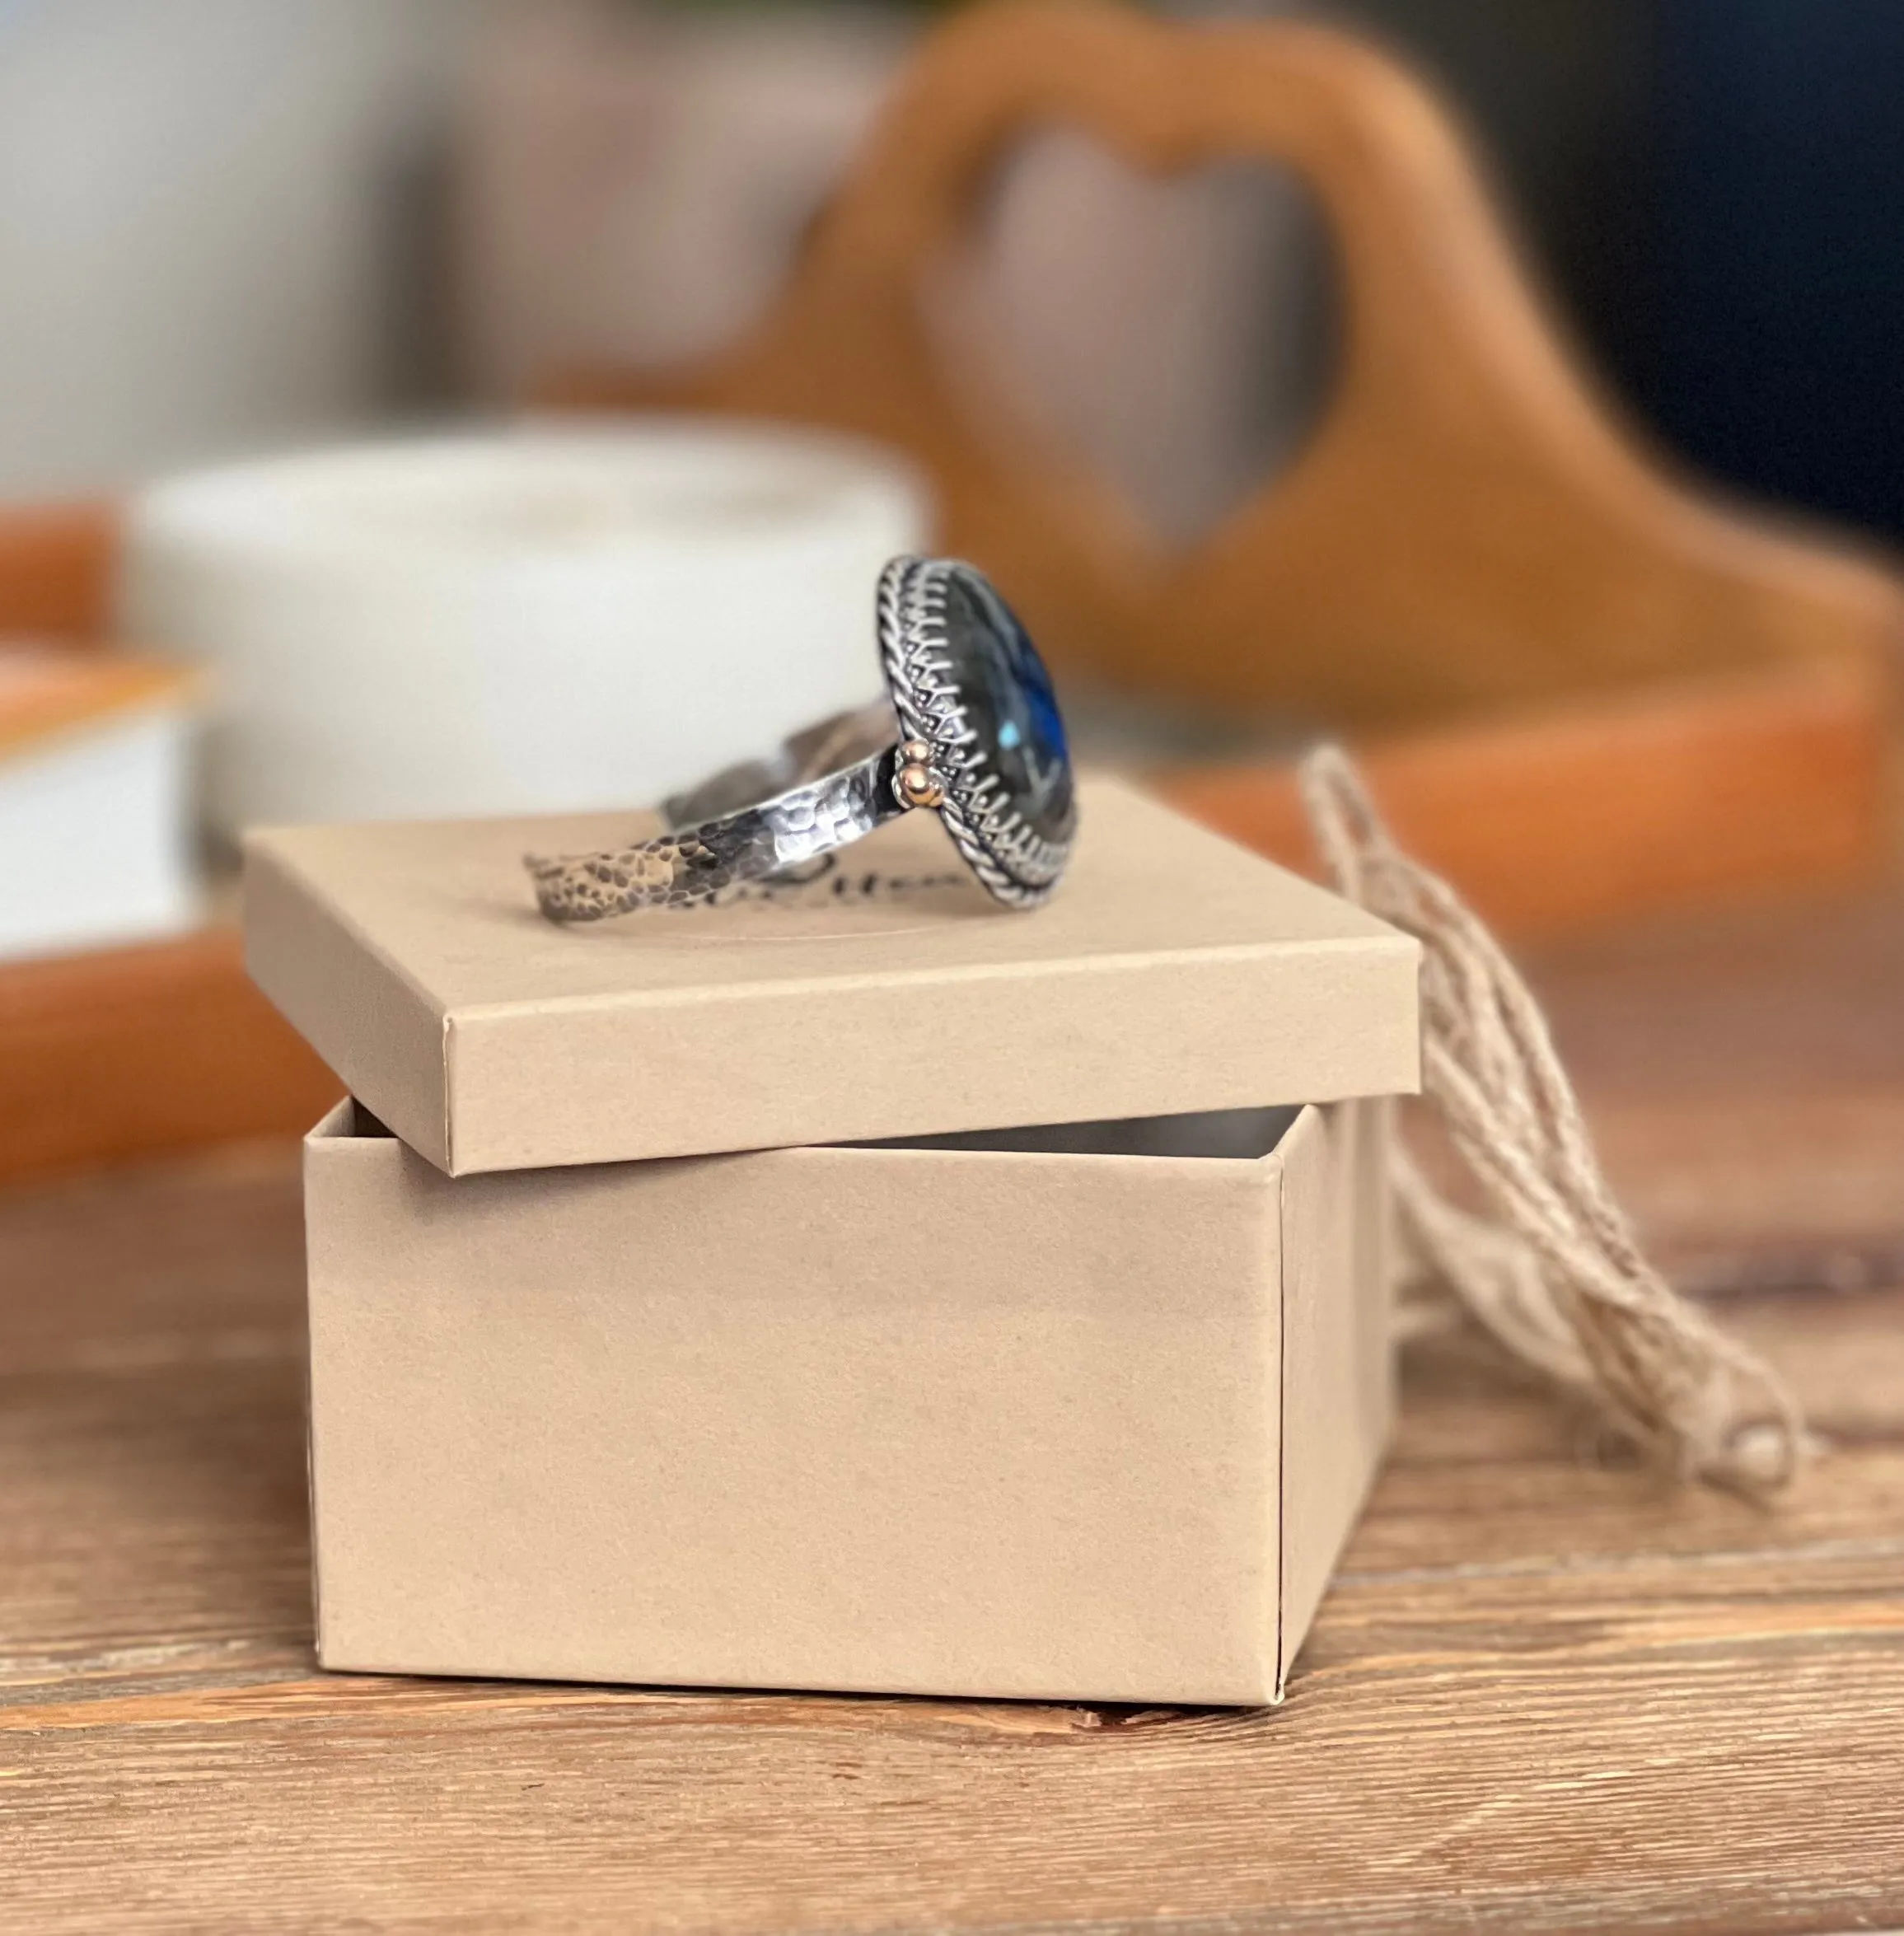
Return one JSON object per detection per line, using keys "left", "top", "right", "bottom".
{"left": 900, "top": 738, "right": 933, "bottom": 764}
{"left": 898, "top": 761, "right": 943, "bottom": 809}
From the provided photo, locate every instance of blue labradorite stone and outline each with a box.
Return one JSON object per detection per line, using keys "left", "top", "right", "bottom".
{"left": 939, "top": 568, "right": 1076, "bottom": 845}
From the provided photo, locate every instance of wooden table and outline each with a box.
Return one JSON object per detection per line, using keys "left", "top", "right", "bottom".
{"left": 5, "top": 892, "right": 1903, "bottom": 1934}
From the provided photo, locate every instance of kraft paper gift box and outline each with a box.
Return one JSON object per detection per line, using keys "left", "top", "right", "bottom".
{"left": 246, "top": 777, "right": 1420, "bottom": 1705}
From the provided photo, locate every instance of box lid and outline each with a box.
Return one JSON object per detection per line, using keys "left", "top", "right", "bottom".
{"left": 245, "top": 776, "right": 1419, "bottom": 1176}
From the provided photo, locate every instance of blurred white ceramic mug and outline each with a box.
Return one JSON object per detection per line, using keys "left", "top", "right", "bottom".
{"left": 119, "top": 423, "right": 932, "bottom": 837}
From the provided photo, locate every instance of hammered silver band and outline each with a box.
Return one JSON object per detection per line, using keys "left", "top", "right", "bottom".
{"left": 525, "top": 705, "right": 906, "bottom": 920}
{"left": 526, "top": 554, "right": 1076, "bottom": 923}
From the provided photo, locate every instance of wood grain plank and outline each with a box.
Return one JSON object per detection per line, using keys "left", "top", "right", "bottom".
{"left": 2, "top": 1551, "right": 1900, "bottom": 1936}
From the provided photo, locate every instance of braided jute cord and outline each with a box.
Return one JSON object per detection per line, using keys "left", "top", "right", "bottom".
{"left": 1298, "top": 745, "right": 1808, "bottom": 1499}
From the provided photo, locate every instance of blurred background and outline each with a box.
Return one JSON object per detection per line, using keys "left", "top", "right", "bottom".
{"left": 7, "top": 0, "right": 1903, "bottom": 535}
{"left": 2, "top": 0, "right": 1902, "bottom": 1180}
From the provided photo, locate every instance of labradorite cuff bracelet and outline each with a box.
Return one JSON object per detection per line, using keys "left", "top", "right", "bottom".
{"left": 525, "top": 556, "right": 1078, "bottom": 919}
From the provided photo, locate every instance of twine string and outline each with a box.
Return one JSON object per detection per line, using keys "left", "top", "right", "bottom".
{"left": 1298, "top": 744, "right": 1808, "bottom": 1497}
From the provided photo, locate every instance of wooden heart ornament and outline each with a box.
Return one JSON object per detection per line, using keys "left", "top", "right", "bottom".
{"left": 542, "top": 0, "right": 1899, "bottom": 730}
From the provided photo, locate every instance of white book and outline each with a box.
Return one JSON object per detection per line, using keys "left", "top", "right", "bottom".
{"left": 0, "top": 650, "right": 202, "bottom": 963}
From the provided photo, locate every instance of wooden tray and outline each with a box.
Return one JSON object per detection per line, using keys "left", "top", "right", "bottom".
{"left": 0, "top": 928, "right": 339, "bottom": 1185}
{"left": 1166, "top": 656, "right": 1894, "bottom": 938}
{"left": 0, "top": 646, "right": 1888, "bottom": 1186}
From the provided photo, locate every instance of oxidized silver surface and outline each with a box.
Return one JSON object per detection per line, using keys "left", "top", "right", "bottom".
{"left": 526, "top": 555, "right": 1076, "bottom": 922}
{"left": 526, "top": 741, "right": 902, "bottom": 919}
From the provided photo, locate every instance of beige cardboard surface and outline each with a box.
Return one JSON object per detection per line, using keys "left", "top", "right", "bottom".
{"left": 304, "top": 1095, "right": 1391, "bottom": 1705}
{"left": 1277, "top": 1098, "right": 1395, "bottom": 1681}
{"left": 250, "top": 778, "right": 1420, "bottom": 1175}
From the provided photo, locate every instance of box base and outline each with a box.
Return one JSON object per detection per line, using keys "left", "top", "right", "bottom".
{"left": 305, "top": 1097, "right": 1394, "bottom": 1705}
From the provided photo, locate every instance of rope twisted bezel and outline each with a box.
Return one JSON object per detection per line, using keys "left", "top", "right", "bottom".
{"left": 876, "top": 555, "right": 1074, "bottom": 909}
